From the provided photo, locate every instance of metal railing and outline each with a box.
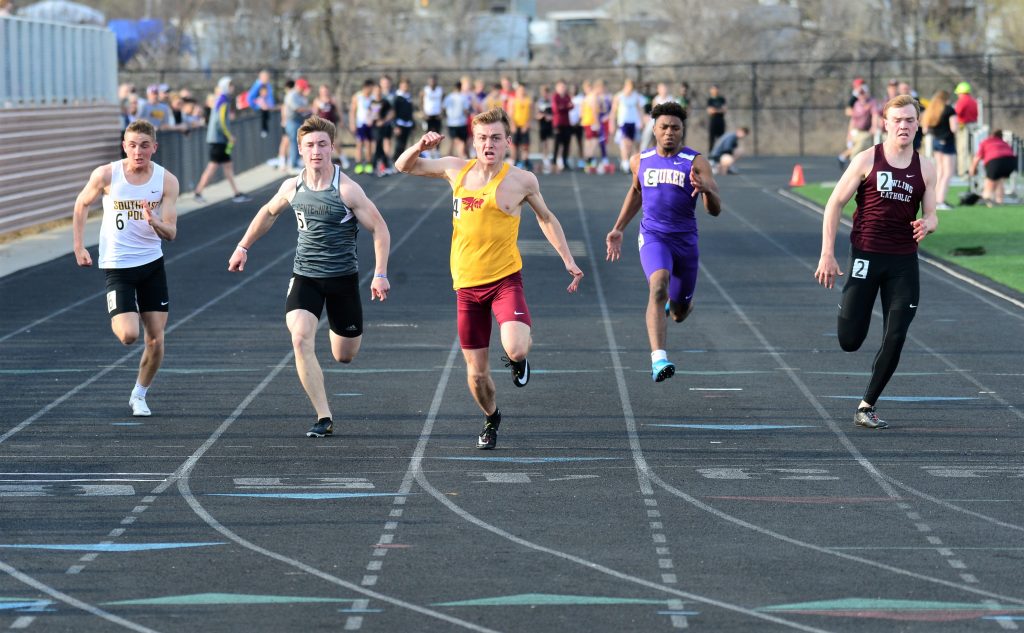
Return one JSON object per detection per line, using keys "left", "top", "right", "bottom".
{"left": 156, "top": 112, "right": 282, "bottom": 194}
{"left": 0, "top": 15, "right": 118, "bottom": 107}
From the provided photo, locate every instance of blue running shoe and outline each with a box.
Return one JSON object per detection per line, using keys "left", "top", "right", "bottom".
{"left": 652, "top": 358, "right": 675, "bottom": 382}
{"left": 665, "top": 301, "right": 671, "bottom": 317}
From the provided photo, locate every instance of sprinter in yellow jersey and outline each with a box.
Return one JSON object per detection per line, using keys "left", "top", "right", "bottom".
{"left": 396, "top": 108, "right": 584, "bottom": 450}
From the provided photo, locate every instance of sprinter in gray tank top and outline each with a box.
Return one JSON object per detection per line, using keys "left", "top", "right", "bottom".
{"left": 228, "top": 116, "right": 392, "bottom": 438}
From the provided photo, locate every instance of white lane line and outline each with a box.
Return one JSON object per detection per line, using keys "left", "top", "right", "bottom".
{"left": 714, "top": 197, "right": 1024, "bottom": 531}
{"left": 0, "top": 250, "right": 294, "bottom": 445}
{"left": 0, "top": 559, "right": 159, "bottom": 632}
{"left": 573, "top": 176, "right": 1024, "bottom": 608}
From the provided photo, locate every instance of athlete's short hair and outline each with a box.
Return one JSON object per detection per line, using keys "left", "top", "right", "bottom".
{"left": 883, "top": 94, "right": 920, "bottom": 119}
{"left": 650, "top": 101, "right": 688, "bottom": 124}
{"left": 297, "top": 115, "right": 336, "bottom": 143}
{"left": 472, "top": 108, "right": 512, "bottom": 137}
{"left": 124, "top": 119, "right": 156, "bottom": 141}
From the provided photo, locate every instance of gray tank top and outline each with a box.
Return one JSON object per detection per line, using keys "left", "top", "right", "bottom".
{"left": 291, "top": 165, "right": 358, "bottom": 277}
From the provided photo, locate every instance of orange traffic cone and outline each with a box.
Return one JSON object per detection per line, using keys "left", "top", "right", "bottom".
{"left": 789, "top": 164, "right": 805, "bottom": 187}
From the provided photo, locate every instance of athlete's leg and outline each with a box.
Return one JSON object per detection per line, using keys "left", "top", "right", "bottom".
{"left": 463, "top": 347, "right": 496, "bottom": 416}
{"left": 499, "top": 321, "right": 531, "bottom": 362}
{"left": 136, "top": 311, "right": 167, "bottom": 387}
{"left": 111, "top": 312, "right": 141, "bottom": 345}
{"left": 666, "top": 238, "right": 699, "bottom": 323}
{"left": 862, "top": 257, "right": 919, "bottom": 407}
{"left": 286, "top": 309, "right": 331, "bottom": 420}
{"left": 639, "top": 235, "right": 674, "bottom": 352}
{"left": 329, "top": 333, "right": 361, "bottom": 363}
{"left": 646, "top": 269, "right": 670, "bottom": 351}
{"left": 837, "top": 253, "right": 881, "bottom": 353}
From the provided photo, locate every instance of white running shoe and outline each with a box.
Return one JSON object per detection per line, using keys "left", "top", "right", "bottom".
{"left": 129, "top": 395, "right": 151, "bottom": 417}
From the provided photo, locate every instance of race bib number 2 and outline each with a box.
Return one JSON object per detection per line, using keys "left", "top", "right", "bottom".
{"left": 852, "top": 258, "right": 870, "bottom": 279}
{"left": 876, "top": 171, "right": 893, "bottom": 192}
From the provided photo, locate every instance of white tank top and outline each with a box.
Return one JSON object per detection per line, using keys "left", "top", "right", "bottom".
{"left": 99, "top": 160, "right": 165, "bottom": 269}
{"left": 422, "top": 86, "right": 443, "bottom": 116}
{"left": 355, "top": 94, "right": 372, "bottom": 126}
{"left": 616, "top": 91, "right": 644, "bottom": 126}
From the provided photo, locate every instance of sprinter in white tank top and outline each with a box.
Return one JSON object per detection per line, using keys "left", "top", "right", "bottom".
{"left": 72, "top": 119, "right": 180, "bottom": 417}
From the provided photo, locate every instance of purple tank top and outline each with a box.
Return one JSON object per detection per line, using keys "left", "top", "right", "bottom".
{"left": 639, "top": 147, "right": 699, "bottom": 234}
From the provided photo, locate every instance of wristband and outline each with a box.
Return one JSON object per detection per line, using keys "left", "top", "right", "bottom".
{"left": 374, "top": 273, "right": 387, "bottom": 278}
{"left": 236, "top": 245, "right": 248, "bottom": 253}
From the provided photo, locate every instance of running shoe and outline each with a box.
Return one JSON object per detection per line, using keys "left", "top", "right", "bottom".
{"left": 193, "top": 191, "right": 206, "bottom": 203}
{"left": 354, "top": 163, "right": 364, "bottom": 175}
{"left": 652, "top": 358, "right": 675, "bottom": 383}
{"left": 477, "top": 418, "right": 500, "bottom": 450}
{"left": 502, "top": 356, "right": 530, "bottom": 388}
{"left": 129, "top": 394, "right": 151, "bottom": 417}
{"left": 232, "top": 193, "right": 251, "bottom": 203}
{"left": 854, "top": 407, "right": 888, "bottom": 429}
{"left": 306, "top": 417, "right": 334, "bottom": 438}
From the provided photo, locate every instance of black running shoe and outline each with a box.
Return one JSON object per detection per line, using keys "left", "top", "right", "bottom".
{"left": 854, "top": 407, "right": 888, "bottom": 429}
{"left": 306, "top": 417, "right": 333, "bottom": 438}
{"left": 477, "top": 411, "right": 500, "bottom": 450}
{"left": 477, "top": 422, "right": 498, "bottom": 449}
{"left": 503, "top": 356, "right": 530, "bottom": 388}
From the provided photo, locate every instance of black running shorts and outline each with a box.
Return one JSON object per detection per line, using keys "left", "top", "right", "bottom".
{"left": 285, "top": 272, "right": 363, "bottom": 337}
{"left": 103, "top": 257, "right": 169, "bottom": 317}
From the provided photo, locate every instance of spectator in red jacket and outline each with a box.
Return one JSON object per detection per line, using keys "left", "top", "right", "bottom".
{"left": 969, "top": 130, "right": 1017, "bottom": 206}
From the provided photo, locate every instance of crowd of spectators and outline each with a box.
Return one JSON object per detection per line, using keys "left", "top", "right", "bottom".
{"left": 836, "top": 76, "right": 1017, "bottom": 207}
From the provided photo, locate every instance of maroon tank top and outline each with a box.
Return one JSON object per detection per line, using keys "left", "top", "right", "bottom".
{"left": 851, "top": 144, "right": 925, "bottom": 255}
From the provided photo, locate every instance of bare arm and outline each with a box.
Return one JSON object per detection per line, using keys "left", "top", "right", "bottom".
{"left": 143, "top": 171, "right": 180, "bottom": 241}
{"left": 340, "top": 176, "right": 391, "bottom": 301}
{"left": 227, "top": 179, "right": 294, "bottom": 272}
{"left": 814, "top": 147, "right": 872, "bottom": 288}
{"left": 72, "top": 164, "right": 111, "bottom": 267}
{"left": 605, "top": 153, "right": 643, "bottom": 262}
{"left": 689, "top": 154, "right": 721, "bottom": 216}
{"left": 913, "top": 155, "right": 939, "bottom": 241}
{"left": 394, "top": 131, "right": 465, "bottom": 178}
{"left": 521, "top": 171, "right": 583, "bottom": 293}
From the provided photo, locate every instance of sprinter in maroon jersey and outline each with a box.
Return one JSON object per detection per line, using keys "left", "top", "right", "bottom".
{"left": 815, "top": 94, "right": 938, "bottom": 430}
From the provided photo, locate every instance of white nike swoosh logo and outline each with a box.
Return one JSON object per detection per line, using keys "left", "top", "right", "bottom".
{"left": 909, "top": 304, "right": 917, "bottom": 308}
{"left": 161, "top": 301, "right": 169, "bottom": 306}
{"left": 514, "top": 311, "right": 525, "bottom": 315}
{"left": 673, "top": 161, "right": 684, "bottom": 165}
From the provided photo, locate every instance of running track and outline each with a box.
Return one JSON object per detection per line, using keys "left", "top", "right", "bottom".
{"left": 1, "top": 157, "right": 1022, "bottom": 632}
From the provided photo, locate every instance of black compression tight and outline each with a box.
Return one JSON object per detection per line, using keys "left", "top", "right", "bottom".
{"left": 837, "top": 248, "right": 920, "bottom": 406}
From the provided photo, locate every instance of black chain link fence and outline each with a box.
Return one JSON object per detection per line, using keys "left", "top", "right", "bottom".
{"left": 123, "top": 52, "right": 1024, "bottom": 157}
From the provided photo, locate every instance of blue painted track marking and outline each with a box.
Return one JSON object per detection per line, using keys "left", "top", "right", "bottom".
{"left": 647, "top": 424, "right": 814, "bottom": 431}
{"left": 0, "top": 543, "right": 224, "bottom": 552}
{"left": 825, "top": 396, "right": 980, "bottom": 402}
{"left": 207, "top": 492, "right": 410, "bottom": 500}
{"left": 432, "top": 457, "right": 621, "bottom": 464}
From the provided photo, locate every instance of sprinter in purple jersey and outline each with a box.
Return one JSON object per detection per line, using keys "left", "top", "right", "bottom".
{"left": 606, "top": 101, "right": 721, "bottom": 382}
